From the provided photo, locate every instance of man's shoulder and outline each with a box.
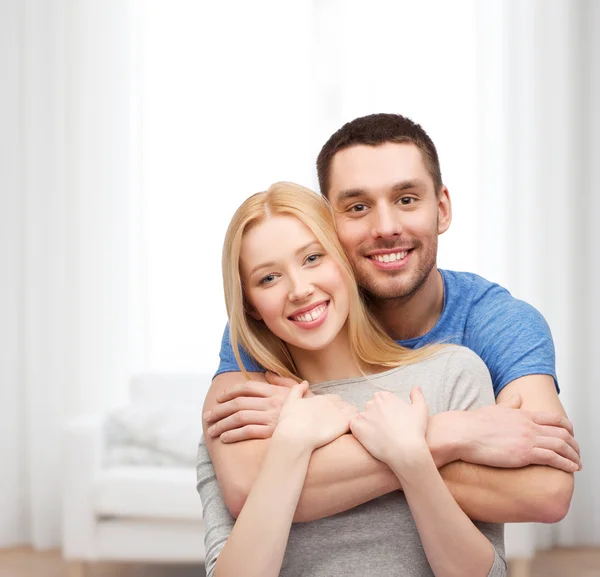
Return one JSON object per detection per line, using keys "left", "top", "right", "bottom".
{"left": 441, "top": 269, "right": 515, "bottom": 314}
{"left": 441, "top": 269, "right": 509, "bottom": 296}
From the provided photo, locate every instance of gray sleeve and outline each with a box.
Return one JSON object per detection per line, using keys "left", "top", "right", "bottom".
{"left": 196, "top": 441, "right": 235, "bottom": 577}
{"left": 442, "top": 346, "right": 496, "bottom": 411}
{"left": 473, "top": 522, "right": 508, "bottom": 576}
{"left": 443, "top": 347, "right": 507, "bottom": 576}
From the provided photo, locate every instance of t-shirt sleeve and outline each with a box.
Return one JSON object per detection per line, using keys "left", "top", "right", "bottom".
{"left": 465, "top": 287, "right": 558, "bottom": 397}
{"left": 214, "top": 322, "right": 264, "bottom": 378}
{"left": 196, "top": 441, "right": 235, "bottom": 577}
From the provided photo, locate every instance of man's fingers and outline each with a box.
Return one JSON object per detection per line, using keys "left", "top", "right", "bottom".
{"left": 265, "top": 371, "right": 299, "bottom": 388}
{"left": 531, "top": 411, "right": 574, "bottom": 436}
{"left": 204, "top": 396, "right": 272, "bottom": 424}
{"left": 530, "top": 447, "right": 580, "bottom": 473}
{"left": 217, "top": 381, "right": 282, "bottom": 403}
{"left": 220, "top": 424, "right": 274, "bottom": 444}
{"left": 207, "top": 409, "right": 274, "bottom": 438}
{"left": 536, "top": 424, "right": 581, "bottom": 457}
{"left": 536, "top": 436, "right": 581, "bottom": 468}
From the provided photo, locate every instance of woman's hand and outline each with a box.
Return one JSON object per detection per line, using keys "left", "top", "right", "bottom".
{"left": 275, "top": 382, "right": 358, "bottom": 451}
{"left": 350, "top": 387, "right": 431, "bottom": 470}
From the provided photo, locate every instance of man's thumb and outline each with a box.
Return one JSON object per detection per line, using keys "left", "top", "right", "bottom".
{"left": 266, "top": 371, "right": 300, "bottom": 389}
{"left": 499, "top": 393, "right": 522, "bottom": 409}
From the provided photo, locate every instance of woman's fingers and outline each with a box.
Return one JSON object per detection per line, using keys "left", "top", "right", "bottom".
{"left": 410, "top": 386, "right": 425, "bottom": 405}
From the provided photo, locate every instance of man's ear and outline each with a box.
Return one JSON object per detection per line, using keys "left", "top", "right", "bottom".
{"left": 437, "top": 186, "right": 452, "bottom": 234}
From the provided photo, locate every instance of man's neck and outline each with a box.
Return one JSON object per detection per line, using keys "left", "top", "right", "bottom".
{"left": 370, "top": 268, "right": 445, "bottom": 342}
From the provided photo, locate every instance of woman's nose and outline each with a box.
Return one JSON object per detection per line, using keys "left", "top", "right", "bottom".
{"left": 288, "top": 277, "right": 314, "bottom": 302}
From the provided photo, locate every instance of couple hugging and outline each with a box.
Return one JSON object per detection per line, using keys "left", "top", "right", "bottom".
{"left": 196, "top": 113, "right": 580, "bottom": 577}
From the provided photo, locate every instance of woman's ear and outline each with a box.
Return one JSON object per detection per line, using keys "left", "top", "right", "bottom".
{"left": 247, "top": 309, "right": 262, "bottom": 321}
{"left": 244, "top": 299, "right": 262, "bottom": 321}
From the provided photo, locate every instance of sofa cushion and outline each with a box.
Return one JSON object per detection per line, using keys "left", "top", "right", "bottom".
{"left": 94, "top": 466, "right": 203, "bottom": 521}
{"left": 104, "top": 402, "right": 204, "bottom": 466}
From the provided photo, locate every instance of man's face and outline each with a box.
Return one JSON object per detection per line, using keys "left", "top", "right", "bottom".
{"left": 328, "top": 142, "right": 451, "bottom": 300}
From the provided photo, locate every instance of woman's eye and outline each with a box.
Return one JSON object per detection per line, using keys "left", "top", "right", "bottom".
{"left": 259, "top": 274, "right": 276, "bottom": 285}
{"left": 305, "top": 253, "right": 323, "bottom": 265}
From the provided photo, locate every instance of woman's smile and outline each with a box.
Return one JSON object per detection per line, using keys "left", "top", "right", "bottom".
{"left": 288, "top": 300, "right": 330, "bottom": 328}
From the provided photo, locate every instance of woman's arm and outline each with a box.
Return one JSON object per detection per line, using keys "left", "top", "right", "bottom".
{"left": 212, "top": 384, "right": 356, "bottom": 577}
{"left": 215, "top": 431, "right": 311, "bottom": 577}
{"left": 391, "top": 444, "right": 505, "bottom": 577}
{"left": 351, "top": 388, "right": 506, "bottom": 577}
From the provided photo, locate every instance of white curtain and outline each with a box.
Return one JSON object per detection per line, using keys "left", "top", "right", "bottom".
{"left": 476, "top": 0, "right": 600, "bottom": 552}
{"left": 0, "top": 0, "right": 137, "bottom": 548}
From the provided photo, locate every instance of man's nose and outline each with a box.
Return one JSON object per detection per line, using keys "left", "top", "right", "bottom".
{"left": 371, "top": 204, "right": 403, "bottom": 239}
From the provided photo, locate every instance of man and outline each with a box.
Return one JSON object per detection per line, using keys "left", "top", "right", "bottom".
{"left": 201, "top": 113, "right": 579, "bottom": 524}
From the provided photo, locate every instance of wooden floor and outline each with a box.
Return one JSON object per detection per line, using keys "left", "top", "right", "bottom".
{"left": 0, "top": 547, "right": 599, "bottom": 577}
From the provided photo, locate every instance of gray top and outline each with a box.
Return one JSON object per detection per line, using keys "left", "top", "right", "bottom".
{"left": 197, "top": 345, "right": 507, "bottom": 577}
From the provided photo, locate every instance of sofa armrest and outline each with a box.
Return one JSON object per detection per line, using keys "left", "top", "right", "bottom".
{"left": 62, "top": 414, "right": 104, "bottom": 560}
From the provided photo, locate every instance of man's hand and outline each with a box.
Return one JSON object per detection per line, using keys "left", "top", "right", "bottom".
{"left": 203, "top": 372, "right": 307, "bottom": 443}
{"left": 429, "top": 393, "right": 581, "bottom": 472}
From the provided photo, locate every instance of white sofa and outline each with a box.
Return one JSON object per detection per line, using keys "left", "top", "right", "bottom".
{"left": 62, "top": 374, "right": 210, "bottom": 575}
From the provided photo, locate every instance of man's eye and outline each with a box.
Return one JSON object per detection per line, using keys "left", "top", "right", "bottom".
{"left": 349, "top": 204, "right": 367, "bottom": 212}
{"left": 259, "top": 274, "right": 276, "bottom": 285}
{"left": 398, "top": 197, "right": 415, "bottom": 205}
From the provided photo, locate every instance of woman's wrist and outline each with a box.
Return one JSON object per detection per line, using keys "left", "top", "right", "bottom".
{"left": 272, "top": 423, "right": 316, "bottom": 455}
{"left": 388, "top": 441, "right": 434, "bottom": 484}
{"left": 426, "top": 412, "right": 466, "bottom": 467}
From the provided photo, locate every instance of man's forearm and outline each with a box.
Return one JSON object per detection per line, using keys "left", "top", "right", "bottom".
{"left": 440, "top": 462, "right": 573, "bottom": 524}
{"left": 212, "top": 430, "right": 573, "bottom": 524}
{"left": 294, "top": 434, "right": 400, "bottom": 521}
{"left": 297, "top": 437, "right": 573, "bottom": 523}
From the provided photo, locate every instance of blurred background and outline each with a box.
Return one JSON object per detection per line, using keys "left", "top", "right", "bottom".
{"left": 1, "top": 0, "right": 599, "bottom": 575}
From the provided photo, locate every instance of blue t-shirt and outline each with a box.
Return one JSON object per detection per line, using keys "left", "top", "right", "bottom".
{"left": 215, "top": 269, "right": 558, "bottom": 397}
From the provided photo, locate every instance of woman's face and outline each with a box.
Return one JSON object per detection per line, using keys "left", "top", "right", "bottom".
{"left": 240, "top": 215, "right": 350, "bottom": 352}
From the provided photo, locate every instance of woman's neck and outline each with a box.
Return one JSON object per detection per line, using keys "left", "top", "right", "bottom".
{"left": 287, "top": 324, "right": 367, "bottom": 385}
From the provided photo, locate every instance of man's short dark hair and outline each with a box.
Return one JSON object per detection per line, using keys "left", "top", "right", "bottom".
{"left": 316, "top": 113, "right": 443, "bottom": 198}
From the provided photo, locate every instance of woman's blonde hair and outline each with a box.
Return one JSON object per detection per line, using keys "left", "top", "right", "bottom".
{"left": 222, "top": 182, "right": 439, "bottom": 381}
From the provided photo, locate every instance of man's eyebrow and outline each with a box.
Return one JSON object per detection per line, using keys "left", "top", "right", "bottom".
{"left": 390, "top": 179, "right": 426, "bottom": 193}
{"left": 248, "top": 241, "right": 322, "bottom": 277}
{"left": 334, "top": 180, "right": 426, "bottom": 204}
{"left": 334, "top": 188, "right": 365, "bottom": 203}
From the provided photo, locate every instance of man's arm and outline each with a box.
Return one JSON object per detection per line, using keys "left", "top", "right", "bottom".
{"left": 204, "top": 372, "right": 577, "bottom": 523}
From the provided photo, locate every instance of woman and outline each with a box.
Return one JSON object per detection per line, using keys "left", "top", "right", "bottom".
{"left": 196, "top": 182, "right": 506, "bottom": 577}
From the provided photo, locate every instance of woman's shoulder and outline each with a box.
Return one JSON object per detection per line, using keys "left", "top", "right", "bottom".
{"left": 436, "top": 344, "right": 487, "bottom": 366}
